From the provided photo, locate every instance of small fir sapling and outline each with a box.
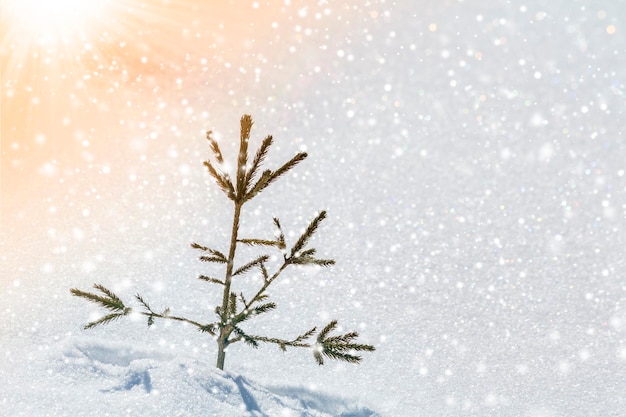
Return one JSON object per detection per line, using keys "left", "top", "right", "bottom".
{"left": 71, "top": 115, "right": 375, "bottom": 370}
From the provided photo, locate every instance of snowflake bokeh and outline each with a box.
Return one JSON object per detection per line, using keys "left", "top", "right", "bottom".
{"left": 1, "top": 1, "right": 625, "bottom": 416}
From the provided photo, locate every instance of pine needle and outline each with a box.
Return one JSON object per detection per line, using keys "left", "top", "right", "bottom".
{"left": 313, "top": 320, "right": 376, "bottom": 365}
{"left": 245, "top": 135, "right": 273, "bottom": 188}
{"left": 273, "top": 218, "right": 286, "bottom": 249}
{"left": 237, "top": 238, "right": 280, "bottom": 248}
{"left": 198, "top": 275, "right": 225, "bottom": 285}
{"left": 270, "top": 152, "right": 308, "bottom": 185}
{"left": 70, "top": 285, "right": 126, "bottom": 312}
{"left": 190, "top": 242, "right": 208, "bottom": 251}
{"left": 84, "top": 312, "right": 128, "bottom": 330}
{"left": 236, "top": 115, "right": 253, "bottom": 198}
{"left": 232, "top": 325, "right": 259, "bottom": 348}
{"left": 244, "top": 170, "right": 273, "bottom": 201}
{"left": 199, "top": 256, "right": 227, "bottom": 264}
{"left": 191, "top": 244, "right": 227, "bottom": 262}
{"left": 290, "top": 211, "right": 327, "bottom": 258}
{"left": 317, "top": 319, "right": 338, "bottom": 341}
{"left": 233, "top": 255, "right": 270, "bottom": 276}
{"left": 203, "top": 161, "right": 235, "bottom": 200}
{"left": 205, "top": 131, "right": 224, "bottom": 164}
{"left": 135, "top": 293, "right": 152, "bottom": 312}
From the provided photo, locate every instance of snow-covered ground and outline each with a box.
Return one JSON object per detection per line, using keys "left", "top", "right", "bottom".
{"left": 1, "top": 336, "right": 379, "bottom": 416}
{"left": 1, "top": 1, "right": 625, "bottom": 416}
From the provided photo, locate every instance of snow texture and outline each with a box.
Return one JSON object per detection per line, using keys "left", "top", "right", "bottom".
{"left": 1, "top": 0, "right": 626, "bottom": 416}
{"left": 1, "top": 337, "right": 378, "bottom": 416}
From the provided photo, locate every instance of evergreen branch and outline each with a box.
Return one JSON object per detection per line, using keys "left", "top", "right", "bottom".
{"left": 226, "top": 292, "right": 237, "bottom": 318}
{"left": 251, "top": 336, "right": 289, "bottom": 351}
{"left": 289, "top": 255, "right": 336, "bottom": 267}
{"left": 314, "top": 347, "right": 355, "bottom": 365}
{"left": 269, "top": 152, "right": 308, "bottom": 186}
{"left": 260, "top": 262, "right": 269, "bottom": 282}
{"left": 243, "top": 261, "right": 289, "bottom": 310}
{"left": 70, "top": 285, "right": 126, "bottom": 312}
{"left": 324, "top": 332, "right": 359, "bottom": 344}
{"left": 230, "top": 301, "right": 277, "bottom": 327}
{"left": 134, "top": 294, "right": 166, "bottom": 327}
{"left": 193, "top": 243, "right": 228, "bottom": 264}
{"left": 252, "top": 302, "right": 277, "bottom": 316}
{"left": 130, "top": 292, "right": 209, "bottom": 332}
{"left": 93, "top": 284, "right": 123, "bottom": 304}
{"left": 190, "top": 243, "right": 227, "bottom": 261}
{"left": 273, "top": 218, "right": 286, "bottom": 250}
{"left": 289, "top": 247, "right": 335, "bottom": 267}
{"left": 255, "top": 294, "right": 269, "bottom": 303}
{"left": 205, "top": 130, "right": 224, "bottom": 164}
{"left": 290, "top": 211, "right": 327, "bottom": 258}
{"left": 245, "top": 135, "right": 273, "bottom": 189}
{"left": 233, "top": 255, "right": 270, "bottom": 277}
{"left": 71, "top": 285, "right": 132, "bottom": 329}
{"left": 236, "top": 115, "right": 253, "bottom": 199}
{"left": 253, "top": 326, "right": 317, "bottom": 351}
{"left": 244, "top": 170, "right": 273, "bottom": 202}
{"left": 238, "top": 238, "right": 281, "bottom": 248}
{"left": 198, "top": 275, "right": 225, "bottom": 285}
{"left": 84, "top": 312, "right": 129, "bottom": 329}
{"left": 199, "top": 323, "right": 218, "bottom": 335}
{"left": 190, "top": 242, "right": 208, "bottom": 251}
{"left": 243, "top": 152, "right": 307, "bottom": 201}
{"left": 203, "top": 160, "right": 235, "bottom": 200}
{"left": 240, "top": 114, "right": 253, "bottom": 147}
{"left": 299, "top": 248, "right": 316, "bottom": 257}
{"left": 208, "top": 248, "right": 227, "bottom": 260}
{"left": 155, "top": 314, "right": 205, "bottom": 329}
{"left": 199, "top": 256, "right": 227, "bottom": 264}
{"left": 313, "top": 320, "right": 376, "bottom": 365}
{"left": 231, "top": 325, "right": 259, "bottom": 348}
{"left": 135, "top": 293, "right": 153, "bottom": 312}
{"left": 133, "top": 309, "right": 210, "bottom": 333}
{"left": 289, "top": 326, "right": 317, "bottom": 346}
{"left": 318, "top": 319, "right": 338, "bottom": 340}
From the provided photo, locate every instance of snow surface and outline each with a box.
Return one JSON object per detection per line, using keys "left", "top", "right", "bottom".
{"left": 1, "top": 0, "right": 626, "bottom": 416}
{"left": 1, "top": 337, "right": 379, "bottom": 416}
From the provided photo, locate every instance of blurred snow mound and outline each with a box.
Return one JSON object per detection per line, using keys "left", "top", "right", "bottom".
{"left": 50, "top": 337, "right": 381, "bottom": 417}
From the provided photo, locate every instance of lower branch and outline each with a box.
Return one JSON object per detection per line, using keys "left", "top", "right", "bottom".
{"left": 227, "top": 320, "right": 375, "bottom": 365}
{"left": 71, "top": 284, "right": 217, "bottom": 336}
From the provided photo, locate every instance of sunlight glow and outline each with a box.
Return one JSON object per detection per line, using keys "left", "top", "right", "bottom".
{"left": 3, "top": 0, "right": 112, "bottom": 44}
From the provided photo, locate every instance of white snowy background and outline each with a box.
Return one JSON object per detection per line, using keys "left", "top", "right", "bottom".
{"left": 1, "top": 0, "right": 625, "bottom": 416}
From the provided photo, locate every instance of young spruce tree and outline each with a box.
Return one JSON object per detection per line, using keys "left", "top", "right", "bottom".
{"left": 71, "top": 115, "right": 375, "bottom": 370}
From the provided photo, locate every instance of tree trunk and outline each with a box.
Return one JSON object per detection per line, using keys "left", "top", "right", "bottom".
{"left": 216, "top": 202, "right": 242, "bottom": 370}
{"left": 216, "top": 334, "right": 227, "bottom": 370}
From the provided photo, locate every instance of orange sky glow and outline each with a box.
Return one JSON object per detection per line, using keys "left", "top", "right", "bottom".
{"left": 1, "top": 0, "right": 356, "bottom": 287}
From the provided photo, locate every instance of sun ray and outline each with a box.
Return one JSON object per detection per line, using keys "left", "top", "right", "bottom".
{"left": 0, "top": 0, "right": 195, "bottom": 141}
{"left": 2, "top": 0, "right": 113, "bottom": 45}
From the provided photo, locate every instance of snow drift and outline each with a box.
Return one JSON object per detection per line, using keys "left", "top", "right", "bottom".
{"left": 3, "top": 337, "right": 380, "bottom": 417}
